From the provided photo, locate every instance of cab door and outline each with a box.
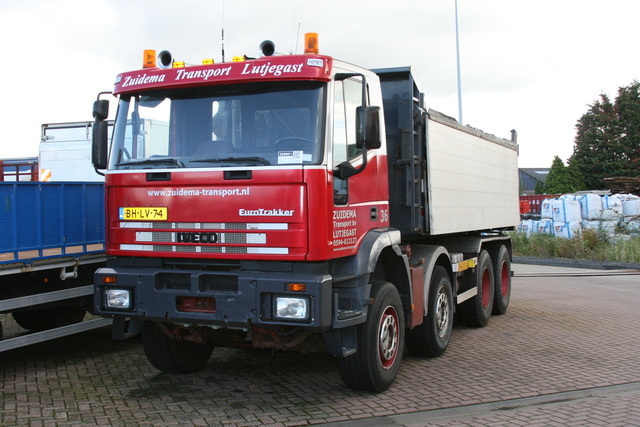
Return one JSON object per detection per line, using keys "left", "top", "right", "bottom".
{"left": 330, "top": 76, "right": 387, "bottom": 254}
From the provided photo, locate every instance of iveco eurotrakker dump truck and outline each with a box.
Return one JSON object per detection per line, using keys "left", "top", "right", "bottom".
{"left": 91, "top": 35, "right": 520, "bottom": 392}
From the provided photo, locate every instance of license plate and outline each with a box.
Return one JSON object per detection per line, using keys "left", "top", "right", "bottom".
{"left": 119, "top": 207, "right": 168, "bottom": 221}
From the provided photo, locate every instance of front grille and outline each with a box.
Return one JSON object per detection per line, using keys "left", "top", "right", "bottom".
{"left": 136, "top": 231, "right": 266, "bottom": 245}
{"left": 155, "top": 273, "right": 191, "bottom": 291}
{"left": 199, "top": 274, "right": 239, "bottom": 294}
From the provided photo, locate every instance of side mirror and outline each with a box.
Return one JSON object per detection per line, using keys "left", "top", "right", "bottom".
{"left": 93, "top": 99, "right": 109, "bottom": 121}
{"left": 92, "top": 94, "right": 111, "bottom": 171}
{"left": 356, "top": 106, "right": 381, "bottom": 149}
{"left": 92, "top": 121, "right": 109, "bottom": 169}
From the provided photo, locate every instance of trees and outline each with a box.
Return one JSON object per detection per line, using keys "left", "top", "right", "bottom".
{"left": 614, "top": 82, "right": 640, "bottom": 176}
{"left": 544, "top": 156, "right": 585, "bottom": 194}
{"left": 534, "top": 180, "right": 544, "bottom": 195}
{"left": 570, "top": 81, "right": 640, "bottom": 189}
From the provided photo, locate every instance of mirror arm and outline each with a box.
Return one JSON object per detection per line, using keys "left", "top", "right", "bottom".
{"left": 333, "top": 148, "right": 368, "bottom": 180}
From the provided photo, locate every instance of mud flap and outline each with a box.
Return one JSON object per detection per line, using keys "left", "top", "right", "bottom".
{"left": 324, "top": 326, "right": 357, "bottom": 357}
{"left": 111, "top": 317, "right": 143, "bottom": 340}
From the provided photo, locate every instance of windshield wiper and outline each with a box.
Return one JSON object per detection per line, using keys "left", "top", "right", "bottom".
{"left": 191, "top": 156, "right": 271, "bottom": 166}
{"left": 116, "top": 158, "right": 185, "bottom": 168}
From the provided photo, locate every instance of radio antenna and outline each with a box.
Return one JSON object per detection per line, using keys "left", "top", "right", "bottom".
{"left": 290, "top": 7, "right": 296, "bottom": 54}
{"left": 221, "top": 0, "right": 225, "bottom": 62}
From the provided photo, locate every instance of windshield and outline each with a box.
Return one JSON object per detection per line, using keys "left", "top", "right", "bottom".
{"left": 108, "top": 82, "right": 325, "bottom": 169}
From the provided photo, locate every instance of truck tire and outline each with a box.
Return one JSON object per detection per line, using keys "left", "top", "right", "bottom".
{"left": 141, "top": 322, "right": 214, "bottom": 374}
{"left": 460, "top": 249, "right": 494, "bottom": 327}
{"left": 337, "top": 281, "right": 405, "bottom": 393}
{"left": 12, "top": 308, "right": 86, "bottom": 332}
{"left": 491, "top": 245, "right": 511, "bottom": 315}
{"left": 406, "top": 266, "right": 453, "bottom": 357}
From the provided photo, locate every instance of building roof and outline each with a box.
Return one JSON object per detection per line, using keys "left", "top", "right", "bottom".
{"left": 519, "top": 168, "right": 550, "bottom": 183}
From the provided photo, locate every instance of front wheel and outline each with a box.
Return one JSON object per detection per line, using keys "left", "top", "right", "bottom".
{"left": 141, "top": 322, "right": 215, "bottom": 374}
{"left": 337, "top": 281, "right": 405, "bottom": 393}
{"left": 406, "top": 266, "right": 454, "bottom": 357}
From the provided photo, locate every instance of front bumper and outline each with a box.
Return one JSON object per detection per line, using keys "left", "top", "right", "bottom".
{"left": 94, "top": 265, "right": 333, "bottom": 331}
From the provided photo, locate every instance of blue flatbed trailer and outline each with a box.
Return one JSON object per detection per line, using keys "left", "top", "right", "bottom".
{"left": 0, "top": 181, "right": 110, "bottom": 351}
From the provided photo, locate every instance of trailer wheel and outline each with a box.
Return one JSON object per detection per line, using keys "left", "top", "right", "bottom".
{"left": 460, "top": 250, "right": 494, "bottom": 327}
{"left": 406, "top": 266, "right": 453, "bottom": 357}
{"left": 12, "top": 308, "right": 86, "bottom": 332}
{"left": 337, "top": 281, "right": 405, "bottom": 393}
{"left": 491, "top": 245, "right": 511, "bottom": 315}
{"left": 141, "top": 322, "right": 214, "bottom": 374}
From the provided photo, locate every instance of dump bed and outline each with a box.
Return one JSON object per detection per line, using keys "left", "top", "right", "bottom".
{"left": 0, "top": 182, "right": 105, "bottom": 272}
{"left": 375, "top": 67, "right": 520, "bottom": 236}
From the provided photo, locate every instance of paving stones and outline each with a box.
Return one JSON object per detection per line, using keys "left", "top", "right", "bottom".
{"left": 1, "top": 263, "right": 639, "bottom": 426}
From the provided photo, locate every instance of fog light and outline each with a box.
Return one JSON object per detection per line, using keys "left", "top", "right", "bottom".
{"left": 275, "top": 296, "right": 309, "bottom": 320}
{"left": 105, "top": 289, "right": 131, "bottom": 309}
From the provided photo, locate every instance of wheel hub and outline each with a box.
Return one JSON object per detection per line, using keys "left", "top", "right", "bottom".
{"left": 435, "top": 290, "right": 450, "bottom": 338}
{"left": 378, "top": 305, "right": 399, "bottom": 369}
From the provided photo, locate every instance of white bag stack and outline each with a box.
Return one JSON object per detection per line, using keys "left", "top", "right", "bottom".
{"left": 553, "top": 220, "right": 582, "bottom": 239}
{"left": 519, "top": 193, "right": 640, "bottom": 238}
{"left": 619, "top": 195, "right": 640, "bottom": 232}
{"left": 578, "top": 194, "right": 603, "bottom": 220}
{"left": 540, "top": 199, "right": 554, "bottom": 219}
{"left": 552, "top": 199, "right": 582, "bottom": 223}
{"left": 627, "top": 220, "right": 640, "bottom": 232}
{"left": 519, "top": 219, "right": 534, "bottom": 236}
{"left": 582, "top": 220, "right": 618, "bottom": 234}
{"left": 602, "top": 195, "right": 623, "bottom": 215}
{"left": 622, "top": 197, "right": 640, "bottom": 216}
{"left": 533, "top": 220, "right": 553, "bottom": 235}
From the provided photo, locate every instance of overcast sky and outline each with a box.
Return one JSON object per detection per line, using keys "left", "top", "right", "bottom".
{"left": 1, "top": 0, "right": 639, "bottom": 168}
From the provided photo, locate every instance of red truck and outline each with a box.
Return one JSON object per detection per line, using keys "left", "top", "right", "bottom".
{"left": 92, "top": 36, "right": 520, "bottom": 392}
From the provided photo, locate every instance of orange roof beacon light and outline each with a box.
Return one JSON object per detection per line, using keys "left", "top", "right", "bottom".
{"left": 304, "top": 33, "right": 319, "bottom": 54}
{"left": 143, "top": 49, "right": 156, "bottom": 68}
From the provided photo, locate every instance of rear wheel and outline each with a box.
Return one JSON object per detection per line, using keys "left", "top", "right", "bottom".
{"left": 491, "top": 245, "right": 511, "bottom": 315}
{"left": 141, "top": 322, "right": 214, "bottom": 373}
{"left": 460, "top": 250, "right": 494, "bottom": 327}
{"left": 406, "top": 266, "right": 453, "bottom": 357}
{"left": 338, "top": 281, "right": 405, "bottom": 392}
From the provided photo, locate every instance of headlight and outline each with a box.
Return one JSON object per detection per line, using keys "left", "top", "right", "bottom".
{"left": 274, "top": 296, "right": 309, "bottom": 320}
{"left": 104, "top": 288, "right": 132, "bottom": 309}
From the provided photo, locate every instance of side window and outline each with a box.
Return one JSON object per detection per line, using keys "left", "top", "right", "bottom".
{"left": 333, "top": 81, "right": 348, "bottom": 205}
{"left": 333, "top": 77, "right": 364, "bottom": 206}
{"left": 343, "top": 79, "right": 363, "bottom": 161}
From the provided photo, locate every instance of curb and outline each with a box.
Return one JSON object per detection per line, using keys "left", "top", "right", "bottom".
{"left": 513, "top": 256, "right": 640, "bottom": 271}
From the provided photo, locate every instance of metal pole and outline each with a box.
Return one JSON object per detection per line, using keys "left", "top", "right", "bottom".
{"left": 455, "top": 0, "right": 463, "bottom": 124}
